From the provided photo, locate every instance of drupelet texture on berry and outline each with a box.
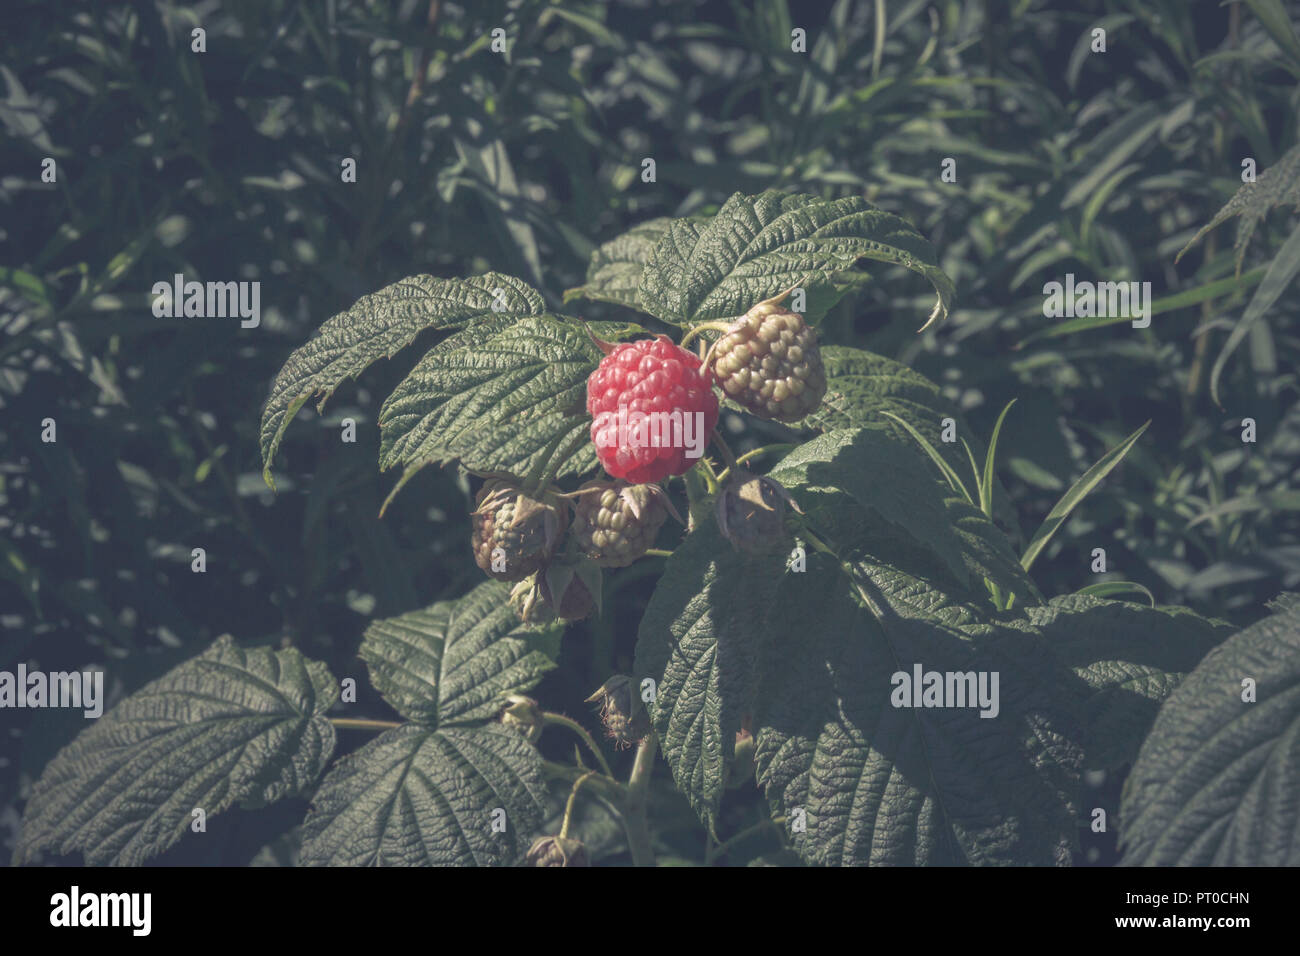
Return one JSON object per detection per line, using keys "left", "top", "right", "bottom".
{"left": 586, "top": 335, "right": 720, "bottom": 484}
{"left": 571, "top": 479, "right": 670, "bottom": 568}
{"left": 709, "top": 292, "right": 826, "bottom": 422}
{"left": 470, "top": 480, "right": 568, "bottom": 582}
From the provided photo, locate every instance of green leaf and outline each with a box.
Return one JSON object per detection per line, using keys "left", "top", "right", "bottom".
{"left": 770, "top": 426, "right": 1037, "bottom": 600}
{"left": 452, "top": 126, "right": 544, "bottom": 290}
{"left": 771, "top": 427, "right": 968, "bottom": 585}
{"left": 1025, "top": 595, "right": 1231, "bottom": 770}
{"left": 1120, "top": 599, "right": 1300, "bottom": 865}
{"left": 259, "top": 273, "right": 545, "bottom": 487}
{"left": 945, "top": 495, "right": 1043, "bottom": 605}
{"left": 376, "top": 315, "right": 629, "bottom": 501}
{"left": 358, "top": 580, "right": 561, "bottom": 727}
{"left": 1175, "top": 141, "right": 1300, "bottom": 272}
{"left": 887, "top": 412, "right": 975, "bottom": 504}
{"left": 752, "top": 558, "right": 1082, "bottom": 865}
{"left": 637, "top": 191, "right": 955, "bottom": 330}
{"left": 1208, "top": 218, "right": 1300, "bottom": 406}
{"left": 633, "top": 522, "right": 787, "bottom": 833}
{"left": 1188, "top": 489, "right": 1300, "bottom": 527}
{"left": 806, "top": 347, "right": 957, "bottom": 431}
{"left": 1243, "top": 0, "right": 1300, "bottom": 77}
{"left": 299, "top": 724, "right": 547, "bottom": 866}
{"left": 981, "top": 399, "right": 1017, "bottom": 520}
{"left": 1020, "top": 421, "right": 1149, "bottom": 572}
{"left": 804, "top": 346, "right": 986, "bottom": 505}
{"left": 16, "top": 635, "right": 338, "bottom": 866}
{"left": 1072, "top": 580, "right": 1156, "bottom": 606}
{"left": 563, "top": 217, "right": 679, "bottom": 309}
{"left": 1015, "top": 267, "right": 1266, "bottom": 346}
{"left": 635, "top": 471, "right": 1071, "bottom": 863}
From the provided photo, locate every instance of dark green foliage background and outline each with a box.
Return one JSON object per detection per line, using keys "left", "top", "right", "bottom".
{"left": 2, "top": 0, "right": 1298, "bottom": 865}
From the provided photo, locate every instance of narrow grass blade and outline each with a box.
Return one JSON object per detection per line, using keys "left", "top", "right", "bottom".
{"left": 981, "top": 399, "right": 1017, "bottom": 520}
{"left": 1020, "top": 421, "right": 1150, "bottom": 572}
{"left": 881, "top": 411, "right": 974, "bottom": 505}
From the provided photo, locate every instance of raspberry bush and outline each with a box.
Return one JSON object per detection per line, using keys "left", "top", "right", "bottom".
{"left": 18, "top": 190, "right": 1280, "bottom": 867}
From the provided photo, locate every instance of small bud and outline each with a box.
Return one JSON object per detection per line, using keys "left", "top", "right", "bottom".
{"left": 525, "top": 835, "right": 589, "bottom": 867}
{"left": 499, "top": 694, "right": 544, "bottom": 744}
{"left": 726, "top": 727, "right": 757, "bottom": 790}
{"left": 715, "top": 469, "right": 801, "bottom": 554}
{"left": 508, "top": 558, "right": 599, "bottom": 625}
{"left": 585, "top": 675, "right": 651, "bottom": 749}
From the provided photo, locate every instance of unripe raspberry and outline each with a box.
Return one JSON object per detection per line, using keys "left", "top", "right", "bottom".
{"left": 715, "top": 469, "right": 801, "bottom": 554}
{"left": 708, "top": 291, "right": 826, "bottom": 422}
{"left": 525, "top": 835, "right": 589, "bottom": 867}
{"left": 571, "top": 480, "right": 672, "bottom": 568}
{"left": 471, "top": 480, "right": 568, "bottom": 582}
{"left": 508, "top": 559, "right": 600, "bottom": 624}
{"left": 586, "top": 335, "right": 720, "bottom": 484}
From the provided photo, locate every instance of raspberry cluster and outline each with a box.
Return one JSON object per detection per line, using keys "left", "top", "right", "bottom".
{"left": 586, "top": 336, "right": 719, "bottom": 484}
{"left": 470, "top": 297, "right": 824, "bottom": 619}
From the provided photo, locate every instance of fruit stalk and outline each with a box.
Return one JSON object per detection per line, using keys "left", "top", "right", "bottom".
{"left": 623, "top": 734, "right": 658, "bottom": 867}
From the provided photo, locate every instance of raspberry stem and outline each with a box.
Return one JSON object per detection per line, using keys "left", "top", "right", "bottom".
{"left": 542, "top": 712, "right": 616, "bottom": 777}
{"left": 559, "top": 771, "right": 598, "bottom": 840}
{"left": 329, "top": 718, "right": 402, "bottom": 732}
{"left": 721, "top": 442, "right": 797, "bottom": 480}
{"left": 580, "top": 319, "right": 617, "bottom": 355}
{"left": 710, "top": 428, "right": 739, "bottom": 473}
{"left": 678, "top": 321, "right": 733, "bottom": 350}
{"left": 683, "top": 465, "right": 716, "bottom": 531}
{"left": 624, "top": 733, "right": 658, "bottom": 867}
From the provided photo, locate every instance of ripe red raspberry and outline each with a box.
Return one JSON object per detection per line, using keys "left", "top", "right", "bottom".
{"left": 586, "top": 335, "right": 719, "bottom": 484}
